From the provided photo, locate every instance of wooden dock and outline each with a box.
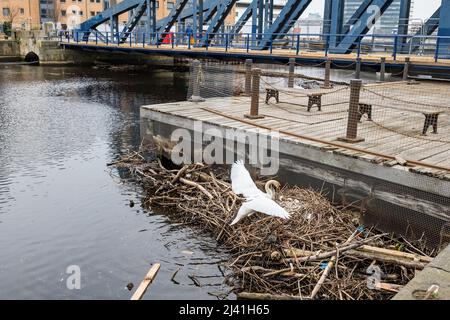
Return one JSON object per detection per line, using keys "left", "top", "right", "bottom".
{"left": 141, "top": 80, "right": 450, "bottom": 248}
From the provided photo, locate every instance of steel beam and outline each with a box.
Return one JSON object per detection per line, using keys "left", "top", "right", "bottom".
{"left": 405, "top": 7, "right": 441, "bottom": 53}
{"left": 329, "top": 0, "right": 345, "bottom": 48}
{"left": 331, "top": 0, "right": 395, "bottom": 54}
{"left": 199, "top": 0, "right": 239, "bottom": 46}
{"left": 230, "top": 0, "right": 256, "bottom": 39}
{"left": 78, "top": 0, "right": 146, "bottom": 39}
{"left": 322, "top": 0, "right": 332, "bottom": 36}
{"left": 437, "top": 0, "right": 450, "bottom": 58}
{"left": 257, "top": 0, "right": 312, "bottom": 50}
{"left": 397, "top": 0, "right": 412, "bottom": 39}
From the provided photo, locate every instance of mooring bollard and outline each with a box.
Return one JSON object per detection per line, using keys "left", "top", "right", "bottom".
{"left": 189, "top": 60, "right": 205, "bottom": 102}
{"left": 321, "top": 58, "right": 332, "bottom": 89}
{"left": 245, "top": 68, "right": 264, "bottom": 119}
{"left": 338, "top": 79, "right": 365, "bottom": 143}
{"left": 403, "top": 57, "right": 410, "bottom": 81}
{"left": 355, "top": 57, "right": 361, "bottom": 80}
{"left": 288, "top": 58, "right": 295, "bottom": 88}
{"left": 244, "top": 59, "right": 252, "bottom": 96}
{"left": 380, "top": 57, "right": 386, "bottom": 82}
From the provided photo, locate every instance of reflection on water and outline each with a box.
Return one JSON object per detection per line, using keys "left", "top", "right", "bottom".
{"left": 0, "top": 65, "right": 232, "bottom": 299}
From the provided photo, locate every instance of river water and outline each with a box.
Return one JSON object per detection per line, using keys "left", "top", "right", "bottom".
{"left": 0, "top": 65, "right": 232, "bottom": 299}
{"left": 0, "top": 63, "right": 381, "bottom": 299}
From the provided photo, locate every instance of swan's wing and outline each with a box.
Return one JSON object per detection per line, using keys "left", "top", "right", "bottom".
{"left": 230, "top": 160, "right": 261, "bottom": 198}
{"left": 230, "top": 202, "right": 254, "bottom": 225}
{"left": 245, "top": 197, "right": 290, "bottom": 219}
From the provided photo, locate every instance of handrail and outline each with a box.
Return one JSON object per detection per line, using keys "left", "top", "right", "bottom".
{"left": 60, "top": 31, "right": 450, "bottom": 61}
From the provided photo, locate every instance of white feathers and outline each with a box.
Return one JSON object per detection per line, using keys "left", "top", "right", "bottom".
{"left": 230, "top": 160, "right": 290, "bottom": 225}
{"left": 230, "top": 160, "right": 264, "bottom": 199}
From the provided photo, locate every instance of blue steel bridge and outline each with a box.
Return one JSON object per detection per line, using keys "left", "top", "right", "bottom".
{"left": 61, "top": 0, "right": 450, "bottom": 77}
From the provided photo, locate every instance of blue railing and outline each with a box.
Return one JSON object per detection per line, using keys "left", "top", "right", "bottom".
{"left": 61, "top": 30, "right": 450, "bottom": 61}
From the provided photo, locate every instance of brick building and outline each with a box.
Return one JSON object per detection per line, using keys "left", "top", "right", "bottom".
{"left": 0, "top": 0, "right": 41, "bottom": 30}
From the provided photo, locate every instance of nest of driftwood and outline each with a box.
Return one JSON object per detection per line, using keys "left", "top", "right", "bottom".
{"left": 112, "top": 152, "right": 436, "bottom": 300}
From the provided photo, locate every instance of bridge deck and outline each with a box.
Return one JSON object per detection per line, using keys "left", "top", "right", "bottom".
{"left": 62, "top": 42, "right": 450, "bottom": 73}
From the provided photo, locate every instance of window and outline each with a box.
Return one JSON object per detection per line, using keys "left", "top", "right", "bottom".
{"left": 156, "top": 1, "right": 159, "bottom": 9}
{"left": 90, "top": 11, "right": 95, "bottom": 17}
{"left": 167, "top": 2, "right": 174, "bottom": 10}
{"left": 61, "top": 10, "right": 66, "bottom": 16}
{"left": 20, "top": 8, "right": 25, "bottom": 15}
{"left": 2, "top": 8, "right": 10, "bottom": 17}
{"left": 79, "top": 11, "right": 83, "bottom": 16}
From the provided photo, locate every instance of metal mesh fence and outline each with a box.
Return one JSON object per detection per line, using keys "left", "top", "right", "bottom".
{"left": 186, "top": 59, "right": 450, "bottom": 250}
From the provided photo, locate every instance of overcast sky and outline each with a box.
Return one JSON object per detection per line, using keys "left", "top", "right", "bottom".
{"left": 303, "top": 0, "right": 440, "bottom": 20}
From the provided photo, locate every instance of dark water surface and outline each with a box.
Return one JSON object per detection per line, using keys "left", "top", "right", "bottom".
{"left": 0, "top": 65, "right": 232, "bottom": 299}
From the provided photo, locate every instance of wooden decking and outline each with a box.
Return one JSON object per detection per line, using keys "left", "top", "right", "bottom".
{"left": 142, "top": 80, "right": 450, "bottom": 177}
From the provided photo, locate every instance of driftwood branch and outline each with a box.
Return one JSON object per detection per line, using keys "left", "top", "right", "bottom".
{"left": 237, "top": 292, "right": 307, "bottom": 300}
{"left": 284, "top": 234, "right": 387, "bottom": 264}
{"left": 179, "top": 177, "right": 214, "bottom": 199}
{"left": 310, "top": 230, "right": 359, "bottom": 299}
{"left": 131, "top": 263, "right": 161, "bottom": 300}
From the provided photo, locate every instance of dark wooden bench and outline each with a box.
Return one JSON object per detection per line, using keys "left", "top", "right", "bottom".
{"left": 307, "top": 93, "right": 322, "bottom": 112}
{"left": 265, "top": 88, "right": 323, "bottom": 112}
{"left": 357, "top": 101, "right": 444, "bottom": 136}
{"left": 358, "top": 102, "right": 373, "bottom": 122}
{"left": 422, "top": 111, "right": 443, "bottom": 135}
{"left": 265, "top": 88, "right": 279, "bottom": 104}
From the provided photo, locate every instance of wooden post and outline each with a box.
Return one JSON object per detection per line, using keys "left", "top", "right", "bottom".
{"left": 379, "top": 57, "right": 386, "bottom": 82}
{"left": 355, "top": 57, "right": 361, "bottom": 79}
{"left": 403, "top": 57, "right": 410, "bottom": 81}
{"left": 245, "top": 68, "right": 264, "bottom": 119}
{"left": 338, "top": 79, "right": 365, "bottom": 143}
{"left": 244, "top": 59, "right": 252, "bottom": 96}
{"left": 189, "top": 59, "right": 205, "bottom": 102}
{"left": 288, "top": 58, "right": 295, "bottom": 88}
{"left": 130, "top": 263, "right": 161, "bottom": 300}
{"left": 321, "top": 58, "right": 333, "bottom": 89}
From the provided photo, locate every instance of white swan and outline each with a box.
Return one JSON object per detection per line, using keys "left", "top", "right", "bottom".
{"left": 230, "top": 160, "right": 290, "bottom": 225}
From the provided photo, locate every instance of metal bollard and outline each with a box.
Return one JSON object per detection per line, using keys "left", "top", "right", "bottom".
{"left": 338, "top": 79, "right": 365, "bottom": 143}
{"left": 288, "top": 58, "right": 295, "bottom": 88}
{"left": 321, "top": 58, "right": 333, "bottom": 89}
{"left": 379, "top": 57, "right": 386, "bottom": 82}
{"left": 245, "top": 68, "right": 264, "bottom": 119}
{"left": 355, "top": 57, "right": 361, "bottom": 80}
{"left": 403, "top": 57, "right": 410, "bottom": 81}
{"left": 244, "top": 59, "right": 252, "bottom": 96}
{"left": 188, "top": 60, "right": 205, "bottom": 102}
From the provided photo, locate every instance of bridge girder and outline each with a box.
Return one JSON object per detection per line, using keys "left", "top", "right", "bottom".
{"left": 76, "top": 0, "right": 448, "bottom": 57}
{"left": 257, "top": 0, "right": 312, "bottom": 50}
{"left": 329, "top": 0, "right": 396, "bottom": 54}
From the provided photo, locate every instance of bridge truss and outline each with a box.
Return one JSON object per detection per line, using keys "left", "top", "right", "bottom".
{"left": 76, "top": 0, "right": 450, "bottom": 55}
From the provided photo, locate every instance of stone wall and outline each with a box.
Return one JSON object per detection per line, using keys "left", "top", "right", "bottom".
{"left": 0, "top": 40, "right": 19, "bottom": 56}
{"left": 3, "top": 30, "right": 174, "bottom": 65}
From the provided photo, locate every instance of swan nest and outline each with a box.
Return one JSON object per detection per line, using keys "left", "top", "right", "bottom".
{"left": 112, "top": 152, "right": 438, "bottom": 300}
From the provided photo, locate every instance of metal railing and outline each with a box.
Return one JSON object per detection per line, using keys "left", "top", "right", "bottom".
{"left": 60, "top": 30, "right": 450, "bottom": 61}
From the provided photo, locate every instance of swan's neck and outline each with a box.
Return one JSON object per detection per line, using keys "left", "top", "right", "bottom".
{"left": 265, "top": 183, "right": 276, "bottom": 200}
